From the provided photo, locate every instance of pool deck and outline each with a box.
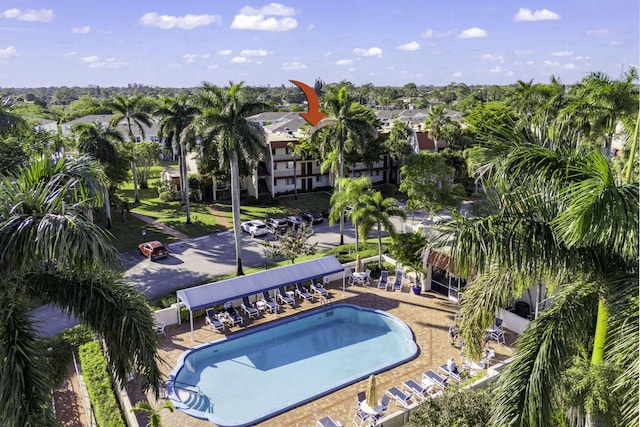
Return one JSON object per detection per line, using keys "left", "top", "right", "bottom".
{"left": 142, "top": 281, "right": 516, "bottom": 427}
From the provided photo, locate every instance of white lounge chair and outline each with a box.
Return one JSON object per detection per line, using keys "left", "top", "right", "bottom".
{"left": 423, "top": 370, "right": 448, "bottom": 389}
{"left": 377, "top": 270, "right": 389, "bottom": 290}
{"left": 295, "top": 283, "right": 314, "bottom": 302}
{"left": 261, "top": 291, "right": 280, "bottom": 313}
{"left": 438, "top": 363, "right": 462, "bottom": 383}
{"left": 310, "top": 279, "right": 329, "bottom": 298}
{"left": 241, "top": 296, "right": 259, "bottom": 318}
{"left": 387, "top": 386, "right": 412, "bottom": 408}
{"left": 277, "top": 287, "right": 296, "bottom": 308}
{"left": 392, "top": 270, "right": 404, "bottom": 291}
{"left": 403, "top": 378, "right": 433, "bottom": 401}
{"left": 316, "top": 415, "right": 341, "bottom": 427}
{"left": 205, "top": 308, "right": 225, "bottom": 333}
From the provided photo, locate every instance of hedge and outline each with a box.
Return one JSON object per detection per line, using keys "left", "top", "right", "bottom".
{"left": 78, "top": 341, "right": 125, "bottom": 427}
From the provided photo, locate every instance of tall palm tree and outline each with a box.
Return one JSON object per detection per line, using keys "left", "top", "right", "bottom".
{"left": 424, "top": 105, "right": 450, "bottom": 150}
{"left": 72, "top": 121, "right": 124, "bottom": 229}
{"left": 310, "top": 86, "right": 378, "bottom": 245}
{"left": 432, "top": 132, "right": 638, "bottom": 426}
{"left": 107, "top": 94, "right": 152, "bottom": 203}
{"left": 359, "top": 191, "right": 405, "bottom": 268}
{"left": 0, "top": 155, "right": 162, "bottom": 426}
{"left": 155, "top": 95, "right": 200, "bottom": 224}
{"left": 194, "top": 82, "right": 268, "bottom": 276}
{"left": 328, "top": 177, "right": 372, "bottom": 252}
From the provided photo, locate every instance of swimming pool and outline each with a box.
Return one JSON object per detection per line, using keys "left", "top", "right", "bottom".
{"left": 167, "top": 303, "right": 418, "bottom": 426}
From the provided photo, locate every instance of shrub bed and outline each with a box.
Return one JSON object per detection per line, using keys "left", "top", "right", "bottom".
{"left": 78, "top": 341, "right": 125, "bottom": 427}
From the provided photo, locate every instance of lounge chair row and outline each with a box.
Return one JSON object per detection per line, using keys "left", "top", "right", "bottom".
{"left": 377, "top": 269, "right": 406, "bottom": 291}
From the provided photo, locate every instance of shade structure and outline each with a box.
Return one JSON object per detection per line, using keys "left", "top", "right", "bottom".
{"left": 366, "top": 374, "right": 378, "bottom": 408}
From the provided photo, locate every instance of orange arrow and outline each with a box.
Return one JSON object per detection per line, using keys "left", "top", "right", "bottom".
{"left": 290, "top": 79, "right": 326, "bottom": 126}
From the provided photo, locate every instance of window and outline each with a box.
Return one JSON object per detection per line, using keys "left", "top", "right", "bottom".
{"left": 271, "top": 148, "right": 276, "bottom": 155}
{"left": 274, "top": 162, "right": 278, "bottom": 170}
{"left": 316, "top": 176, "right": 321, "bottom": 182}
{"left": 286, "top": 177, "right": 295, "bottom": 185}
{"left": 287, "top": 161, "right": 293, "bottom": 169}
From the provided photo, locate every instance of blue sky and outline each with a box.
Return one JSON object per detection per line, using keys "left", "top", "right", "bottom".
{"left": 0, "top": 1, "right": 637, "bottom": 88}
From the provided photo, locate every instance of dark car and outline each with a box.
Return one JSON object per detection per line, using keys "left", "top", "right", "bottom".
{"left": 285, "top": 215, "right": 303, "bottom": 229}
{"left": 138, "top": 241, "right": 169, "bottom": 260}
{"left": 265, "top": 217, "right": 289, "bottom": 234}
{"left": 301, "top": 211, "right": 324, "bottom": 225}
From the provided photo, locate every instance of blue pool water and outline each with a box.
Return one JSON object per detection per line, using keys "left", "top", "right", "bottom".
{"left": 167, "top": 303, "right": 417, "bottom": 426}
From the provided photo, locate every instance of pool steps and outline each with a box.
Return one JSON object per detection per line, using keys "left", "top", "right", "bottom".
{"left": 177, "top": 386, "right": 213, "bottom": 413}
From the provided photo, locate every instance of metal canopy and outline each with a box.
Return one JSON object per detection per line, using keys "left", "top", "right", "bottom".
{"left": 176, "top": 255, "right": 344, "bottom": 311}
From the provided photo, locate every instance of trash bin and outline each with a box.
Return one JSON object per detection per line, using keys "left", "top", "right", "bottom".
{"left": 515, "top": 301, "right": 530, "bottom": 318}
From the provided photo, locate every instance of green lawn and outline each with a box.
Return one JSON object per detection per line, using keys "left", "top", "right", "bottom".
{"left": 96, "top": 211, "right": 179, "bottom": 253}
{"left": 279, "top": 192, "right": 332, "bottom": 213}
{"left": 212, "top": 202, "right": 290, "bottom": 223}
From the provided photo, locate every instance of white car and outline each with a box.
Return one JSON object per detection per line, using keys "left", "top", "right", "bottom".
{"left": 413, "top": 214, "right": 453, "bottom": 233}
{"left": 240, "top": 220, "right": 269, "bottom": 237}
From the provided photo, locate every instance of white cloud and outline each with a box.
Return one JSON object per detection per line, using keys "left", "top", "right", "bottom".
{"left": 64, "top": 51, "right": 76, "bottom": 57}
{"left": 239, "top": 49, "right": 268, "bottom": 56}
{"left": 561, "top": 63, "right": 576, "bottom": 69}
{"left": 231, "top": 3, "right": 297, "bottom": 31}
{"left": 207, "top": 64, "right": 219, "bottom": 70}
{"left": 575, "top": 55, "right": 590, "bottom": 61}
{"left": 551, "top": 50, "right": 573, "bottom": 57}
{"left": 397, "top": 41, "right": 420, "bottom": 51}
{"left": 354, "top": 47, "right": 383, "bottom": 57}
{"left": 183, "top": 54, "right": 198, "bottom": 64}
{"left": 72, "top": 26, "right": 90, "bottom": 34}
{"left": 488, "top": 66, "right": 504, "bottom": 74}
{"left": 514, "top": 8, "right": 560, "bottom": 22}
{"left": 336, "top": 59, "right": 353, "bottom": 65}
{"left": 218, "top": 49, "right": 233, "bottom": 56}
{"left": 421, "top": 29, "right": 433, "bottom": 38}
{"left": 458, "top": 27, "right": 487, "bottom": 39}
{"left": 231, "top": 56, "right": 250, "bottom": 63}
{"left": 0, "top": 46, "right": 19, "bottom": 62}
{"left": 481, "top": 53, "right": 505, "bottom": 62}
{"left": 139, "top": 12, "right": 221, "bottom": 30}
{"left": 453, "top": 71, "right": 463, "bottom": 78}
{"left": 240, "top": 3, "right": 296, "bottom": 16}
{"left": 587, "top": 29, "right": 610, "bottom": 36}
{"left": 609, "top": 40, "right": 623, "bottom": 46}
{"left": 282, "top": 61, "right": 306, "bottom": 70}
{"left": 80, "top": 56, "right": 126, "bottom": 69}
{"left": 515, "top": 49, "right": 534, "bottom": 56}
{"left": 2, "top": 8, "right": 54, "bottom": 22}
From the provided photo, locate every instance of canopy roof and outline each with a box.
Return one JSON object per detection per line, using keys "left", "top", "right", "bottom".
{"left": 177, "top": 256, "right": 344, "bottom": 311}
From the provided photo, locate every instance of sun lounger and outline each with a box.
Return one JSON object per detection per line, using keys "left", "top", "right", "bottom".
{"left": 392, "top": 270, "right": 404, "bottom": 291}
{"left": 205, "top": 308, "right": 225, "bottom": 333}
{"left": 261, "top": 291, "right": 280, "bottom": 313}
{"left": 386, "top": 386, "right": 412, "bottom": 408}
{"left": 277, "top": 287, "right": 296, "bottom": 308}
{"left": 228, "top": 306, "right": 244, "bottom": 326}
{"left": 310, "top": 279, "right": 329, "bottom": 298}
{"left": 377, "top": 270, "right": 389, "bottom": 290}
{"left": 316, "top": 415, "right": 341, "bottom": 427}
{"left": 295, "top": 283, "right": 314, "bottom": 302}
{"left": 423, "top": 370, "right": 448, "bottom": 389}
{"left": 241, "top": 296, "right": 259, "bottom": 318}
{"left": 438, "top": 363, "right": 462, "bottom": 383}
{"left": 403, "top": 378, "right": 433, "bottom": 401}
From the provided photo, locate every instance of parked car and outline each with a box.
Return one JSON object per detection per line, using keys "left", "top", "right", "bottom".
{"left": 138, "top": 241, "right": 169, "bottom": 260}
{"left": 240, "top": 220, "right": 269, "bottom": 237}
{"left": 265, "top": 217, "right": 289, "bottom": 234}
{"left": 301, "top": 211, "right": 324, "bottom": 225}
{"left": 285, "top": 215, "right": 303, "bottom": 229}
{"left": 413, "top": 214, "right": 453, "bottom": 234}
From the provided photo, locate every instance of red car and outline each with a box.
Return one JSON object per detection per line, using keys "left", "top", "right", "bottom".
{"left": 138, "top": 241, "right": 169, "bottom": 260}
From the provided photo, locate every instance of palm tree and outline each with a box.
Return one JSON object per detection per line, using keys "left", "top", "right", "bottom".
{"left": 359, "top": 191, "right": 405, "bottom": 268}
{"left": 328, "top": 177, "right": 372, "bottom": 252}
{"left": 194, "top": 82, "right": 268, "bottom": 276}
{"left": 0, "top": 155, "right": 162, "bottom": 426}
{"left": 310, "top": 86, "right": 378, "bottom": 245}
{"left": 432, "top": 132, "right": 638, "bottom": 426}
{"left": 72, "top": 121, "right": 124, "bottom": 229}
{"left": 424, "top": 105, "right": 450, "bottom": 150}
{"left": 155, "top": 95, "right": 200, "bottom": 224}
{"left": 107, "top": 94, "right": 153, "bottom": 203}
{"left": 386, "top": 119, "right": 414, "bottom": 162}
{"left": 130, "top": 400, "right": 174, "bottom": 427}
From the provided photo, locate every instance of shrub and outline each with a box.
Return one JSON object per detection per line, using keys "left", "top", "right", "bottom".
{"left": 406, "top": 385, "right": 494, "bottom": 427}
{"left": 78, "top": 341, "right": 125, "bottom": 427}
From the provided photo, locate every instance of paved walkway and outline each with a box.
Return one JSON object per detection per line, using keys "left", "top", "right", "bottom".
{"left": 129, "top": 211, "right": 191, "bottom": 240}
